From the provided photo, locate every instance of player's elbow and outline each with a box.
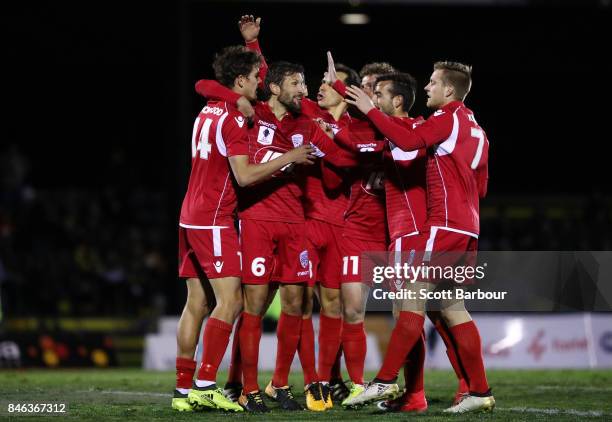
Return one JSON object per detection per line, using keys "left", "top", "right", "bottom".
{"left": 234, "top": 174, "right": 252, "bottom": 188}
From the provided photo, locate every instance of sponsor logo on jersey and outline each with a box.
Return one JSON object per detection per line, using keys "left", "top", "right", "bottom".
{"left": 257, "top": 120, "right": 277, "bottom": 130}
{"left": 299, "top": 250, "right": 309, "bottom": 269}
{"left": 213, "top": 260, "right": 224, "bottom": 273}
{"left": 235, "top": 116, "right": 245, "bottom": 128}
{"left": 357, "top": 142, "right": 377, "bottom": 152}
{"left": 202, "top": 106, "right": 224, "bottom": 116}
{"left": 433, "top": 110, "right": 445, "bottom": 117}
{"left": 291, "top": 134, "right": 304, "bottom": 147}
{"left": 257, "top": 126, "right": 275, "bottom": 145}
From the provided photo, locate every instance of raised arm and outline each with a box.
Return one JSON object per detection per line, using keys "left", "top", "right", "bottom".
{"left": 344, "top": 85, "right": 453, "bottom": 152}
{"left": 239, "top": 15, "right": 268, "bottom": 87}
{"left": 194, "top": 79, "right": 254, "bottom": 119}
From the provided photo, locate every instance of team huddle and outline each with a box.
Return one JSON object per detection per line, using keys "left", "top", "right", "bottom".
{"left": 173, "top": 15, "right": 493, "bottom": 414}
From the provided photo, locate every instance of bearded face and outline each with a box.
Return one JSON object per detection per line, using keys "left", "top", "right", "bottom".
{"left": 277, "top": 72, "right": 305, "bottom": 114}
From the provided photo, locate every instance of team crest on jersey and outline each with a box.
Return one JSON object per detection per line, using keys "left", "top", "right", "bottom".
{"left": 257, "top": 125, "right": 275, "bottom": 145}
{"left": 234, "top": 116, "right": 245, "bottom": 128}
{"left": 299, "top": 250, "right": 309, "bottom": 269}
{"left": 291, "top": 134, "right": 304, "bottom": 147}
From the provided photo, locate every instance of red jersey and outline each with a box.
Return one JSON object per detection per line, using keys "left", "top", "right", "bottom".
{"left": 179, "top": 100, "right": 249, "bottom": 227}
{"left": 334, "top": 119, "right": 387, "bottom": 242}
{"left": 384, "top": 116, "right": 427, "bottom": 241}
{"left": 301, "top": 98, "right": 351, "bottom": 227}
{"left": 366, "top": 101, "right": 489, "bottom": 236}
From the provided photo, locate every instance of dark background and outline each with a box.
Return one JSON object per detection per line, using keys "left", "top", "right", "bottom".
{"left": 2, "top": 0, "right": 611, "bottom": 317}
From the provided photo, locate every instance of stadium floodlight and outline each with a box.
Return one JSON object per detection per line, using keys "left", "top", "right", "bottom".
{"left": 340, "top": 13, "right": 370, "bottom": 24}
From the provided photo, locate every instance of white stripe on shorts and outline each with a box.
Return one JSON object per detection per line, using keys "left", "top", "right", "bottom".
{"left": 424, "top": 227, "right": 439, "bottom": 262}
{"left": 212, "top": 227, "right": 222, "bottom": 257}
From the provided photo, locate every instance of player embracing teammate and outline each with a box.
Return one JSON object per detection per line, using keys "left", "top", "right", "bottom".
{"left": 173, "top": 12, "right": 494, "bottom": 416}
{"left": 343, "top": 61, "right": 494, "bottom": 414}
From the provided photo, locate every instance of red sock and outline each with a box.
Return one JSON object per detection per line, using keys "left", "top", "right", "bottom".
{"left": 331, "top": 345, "right": 343, "bottom": 380}
{"left": 376, "top": 312, "right": 424, "bottom": 382}
{"left": 272, "top": 313, "right": 302, "bottom": 387}
{"left": 403, "top": 330, "right": 425, "bottom": 393}
{"left": 298, "top": 317, "right": 318, "bottom": 385}
{"left": 176, "top": 357, "right": 196, "bottom": 389}
{"left": 318, "top": 314, "right": 342, "bottom": 382}
{"left": 342, "top": 321, "right": 366, "bottom": 385}
{"left": 239, "top": 312, "right": 262, "bottom": 393}
{"left": 197, "top": 317, "right": 232, "bottom": 382}
{"left": 450, "top": 321, "right": 489, "bottom": 394}
{"left": 227, "top": 316, "right": 242, "bottom": 385}
{"left": 434, "top": 319, "right": 467, "bottom": 392}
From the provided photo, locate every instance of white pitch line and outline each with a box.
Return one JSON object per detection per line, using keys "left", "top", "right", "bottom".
{"left": 498, "top": 407, "right": 606, "bottom": 417}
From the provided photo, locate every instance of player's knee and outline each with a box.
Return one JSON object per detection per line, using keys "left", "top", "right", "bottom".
{"left": 244, "top": 293, "right": 267, "bottom": 316}
{"left": 321, "top": 299, "right": 341, "bottom": 318}
{"left": 186, "top": 296, "right": 209, "bottom": 319}
{"left": 281, "top": 295, "right": 303, "bottom": 316}
{"left": 343, "top": 306, "right": 364, "bottom": 323}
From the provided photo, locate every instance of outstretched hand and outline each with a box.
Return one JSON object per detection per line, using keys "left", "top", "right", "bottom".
{"left": 345, "top": 85, "right": 376, "bottom": 115}
{"left": 238, "top": 15, "right": 261, "bottom": 42}
{"left": 325, "top": 51, "right": 337, "bottom": 84}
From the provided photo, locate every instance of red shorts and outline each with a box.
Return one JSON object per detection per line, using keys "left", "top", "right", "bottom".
{"left": 306, "top": 219, "right": 344, "bottom": 289}
{"left": 340, "top": 235, "right": 387, "bottom": 286}
{"left": 421, "top": 226, "right": 479, "bottom": 284}
{"left": 239, "top": 219, "right": 310, "bottom": 285}
{"left": 385, "top": 232, "right": 425, "bottom": 292}
{"left": 178, "top": 225, "right": 242, "bottom": 279}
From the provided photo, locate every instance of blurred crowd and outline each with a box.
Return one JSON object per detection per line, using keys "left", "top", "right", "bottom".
{"left": 1, "top": 145, "right": 611, "bottom": 317}
{"left": 0, "top": 145, "right": 169, "bottom": 317}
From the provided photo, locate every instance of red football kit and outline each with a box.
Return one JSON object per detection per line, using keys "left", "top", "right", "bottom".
{"left": 332, "top": 118, "right": 388, "bottom": 285}
{"left": 178, "top": 100, "right": 248, "bottom": 279}
{"left": 369, "top": 101, "right": 492, "bottom": 396}
{"left": 195, "top": 80, "right": 353, "bottom": 285}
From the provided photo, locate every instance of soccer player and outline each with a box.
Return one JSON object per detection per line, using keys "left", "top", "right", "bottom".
{"left": 302, "top": 64, "right": 361, "bottom": 409}
{"left": 373, "top": 73, "right": 470, "bottom": 412}
{"left": 344, "top": 61, "right": 494, "bottom": 414}
{"left": 329, "top": 65, "right": 471, "bottom": 410}
{"left": 315, "top": 54, "right": 390, "bottom": 408}
{"left": 196, "top": 56, "right": 354, "bottom": 414}
{"left": 359, "top": 62, "right": 397, "bottom": 99}
{"left": 174, "top": 45, "right": 315, "bottom": 413}
{"left": 369, "top": 72, "right": 429, "bottom": 412}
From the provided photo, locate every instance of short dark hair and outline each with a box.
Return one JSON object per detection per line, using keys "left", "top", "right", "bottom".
{"left": 433, "top": 61, "right": 472, "bottom": 101}
{"left": 359, "top": 62, "right": 396, "bottom": 78}
{"left": 375, "top": 72, "right": 417, "bottom": 112}
{"left": 335, "top": 63, "right": 360, "bottom": 88}
{"left": 262, "top": 61, "right": 305, "bottom": 100}
{"left": 212, "top": 45, "right": 261, "bottom": 88}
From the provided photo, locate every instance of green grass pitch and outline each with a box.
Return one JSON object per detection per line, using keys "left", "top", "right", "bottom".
{"left": 1, "top": 369, "right": 611, "bottom": 421}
